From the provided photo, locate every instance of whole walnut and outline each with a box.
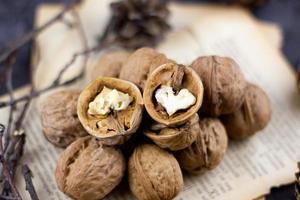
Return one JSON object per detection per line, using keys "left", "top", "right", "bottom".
{"left": 77, "top": 77, "right": 143, "bottom": 145}
{"left": 190, "top": 56, "right": 246, "bottom": 117}
{"left": 128, "top": 144, "right": 183, "bottom": 200}
{"left": 221, "top": 83, "right": 272, "bottom": 140}
{"left": 56, "top": 136, "right": 125, "bottom": 200}
{"left": 41, "top": 90, "right": 87, "bottom": 147}
{"left": 89, "top": 50, "right": 130, "bottom": 81}
{"left": 119, "top": 47, "right": 170, "bottom": 90}
{"left": 144, "top": 114, "right": 199, "bottom": 151}
{"left": 176, "top": 118, "right": 228, "bottom": 174}
{"left": 144, "top": 62, "right": 204, "bottom": 126}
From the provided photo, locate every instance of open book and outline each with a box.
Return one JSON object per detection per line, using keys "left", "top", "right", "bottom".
{"left": 0, "top": 0, "right": 298, "bottom": 200}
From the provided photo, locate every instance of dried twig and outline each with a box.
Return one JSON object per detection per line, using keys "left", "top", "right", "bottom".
{"left": 22, "top": 165, "right": 39, "bottom": 200}
{"left": 0, "top": 125, "right": 21, "bottom": 199}
{"left": 3, "top": 53, "right": 16, "bottom": 152}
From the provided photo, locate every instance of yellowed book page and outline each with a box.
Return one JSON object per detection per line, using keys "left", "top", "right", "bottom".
{"left": 0, "top": 1, "right": 292, "bottom": 200}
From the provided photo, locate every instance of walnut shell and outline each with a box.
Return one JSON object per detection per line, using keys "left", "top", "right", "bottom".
{"left": 55, "top": 136, "right": 125, "bottom": 200}
{"left": 41, "top": 90, "right": 87, "bottom": 147}
{"left": 77, "top": 77, "right": 143, "bottom": 145}
{"left": 119, "top": 47, "right": 170, "bottom": 90}
{"left": 89, "top": 50, "right": 130, "bottom": 81}
{"left": 190, "top": 56, "right": 246, "bottom": 116}
{"left": 128, "top": 144, "right": 183, "bottom": 200}
{"left": 221, "top": 83, "right": 272, "bottom": 140}
{"left": 144, "top": 114, "right": 199, "bottom": 151}
{"left": 144, "top": 62, "right": 204, "bottom": 126}
{"left": 176, "top": 118, "right": 228, "bottom": 174}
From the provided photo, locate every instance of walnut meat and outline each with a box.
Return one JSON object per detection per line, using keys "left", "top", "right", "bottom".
{"left": 56, "top": 136, "right": 125, "bottom": 200}
{"left": 190, "top": 56, "right": 246, "bottom": 116}
{"left": 119, "top": 47, "right": 170, "bottom": 90}
{"left": 89, "top": 50, "right": 130, "bottom": 81}
{"left": 221, "top": 83, "right": 272, "bottom": 140}
{"left": 41, "top": 90, "right": 87, "bottom": 147}
{"left": 144, "top": 62, "right": 204, "bottom": 126}
{"left": 176, "top": 118, "right": 228, "bottom": 173}
{"left": 128, "top": 144, "right": 183, "bottom": 200}
{"left": 144, "top": 114, "right": 199, "bottom": 151}
{"left": 77, "top": 77, "right": 143, "bottom": 145}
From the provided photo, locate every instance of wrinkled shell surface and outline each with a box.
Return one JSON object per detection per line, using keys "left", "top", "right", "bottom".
{"left": 55, "top": 136, "right": 125, "bottom": 200}
{"left": 41, "top": 90, "right": 87, "bottom": 147}
{"left": 144, "top": 62, "right": 204, "bottom": 126}
{"left": 190, "top": 56, "right": 246, "bottom": 116}
{"left": 128, "top": 144, "right": 183, "bottom": 200}
{"left": 77, "top": 77, "right": 143, "bottom": 145}
{"left": 144, "top": 114, "right": 200, "bottom": 151}
{"left": 221, "top": 83, "right": 272, "bottom": 140}
{"left": 89, "top": 50, "right": 130, "bottom": 81}
{"left": 119, "top": 47, "right": 170, "bottom": 90}
{"left": 176, "top": 118, "right": 228, "bottom": 173}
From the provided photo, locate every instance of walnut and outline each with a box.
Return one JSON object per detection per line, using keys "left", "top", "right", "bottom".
{"left": 144, "top": 114, "right": 199, "bottom": 151}
{"left": 89, "top": 50, "right": 130, "bottom": 81}
{"left": 77, "top": 77, "right": 143, "bottom": 145}
{"left": 119, "top": 47, "right": 170, "bottom": 90}
{"left": 41, "top": 90, "right": 87, "bottom": 148}
{"left": 190, "top": 56, "right": 247, "bottom": 116}
{"left": 176, "top": 118, "right": 228, "bottom": 174}
{"left": 221, "top": 83, "right": 272, "bottom": 140}
{"left": 144, "top": 62, "right": 204, "bottom": 126}
{"left": 128, "top": 144, "right": 183, "bottom": 200}
{"left": 55, "top": 136, "right": 125, "bottom": 200}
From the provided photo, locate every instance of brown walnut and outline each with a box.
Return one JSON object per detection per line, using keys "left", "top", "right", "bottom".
{"left": 144, "top": 114, "right": 199, "bottom": 151}
{"left": 77, "top": 77, "right": 143, "bottom": 145}
{"left": 55, "top": 136, "right": 125, "bottom": 200}
{"left": 128, "top": 144, "right": 183, "bottom": 200}
{"left": 190, "top": 56, "right": 246, "bottom": 116}
{"left": 119, "top": 47, "right": 170, "bottom": 90}
{"left": 41, "top": 90, "right": 87, "bottom": 148}
{"left": 176, "top": 118, "right": 228, "bottom": 174}
{"left": 144, "top": 62, "right": 204, "bottom": 126}
{"left": 89, "top": 50, "right": 130, "bottom": 81}
{"left": 221, "top": 83, "right": 272, "bottom": 140}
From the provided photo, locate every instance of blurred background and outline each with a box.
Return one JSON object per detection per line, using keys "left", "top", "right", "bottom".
{"left": 0, "top": 0, "right": 299, "bottom": 199}
{"left": 1, "top": 0, "right": 300, "bottom": 93}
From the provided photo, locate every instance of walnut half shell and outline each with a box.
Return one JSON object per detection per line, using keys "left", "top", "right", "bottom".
{"left": 77, "top": 77, "right": 143, "bottom": 145}
{"left": 55, "top": 136, "right": 125, "bottom": 200}
{"left": 41, "top": 90, "right": 87, "bottom": 148}
{"left": 144, "top": 62, "right": 204, "bottom": 126}
{"left": 144, "top": 114, "right": 199, "bottom": 151}
{"left": 176, "top": 118, "right": 228, "bottom": 174}
{"left": 128, "top": 144, "right": 183, "bottom": 200}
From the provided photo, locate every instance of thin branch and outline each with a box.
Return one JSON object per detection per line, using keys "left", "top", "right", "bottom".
{"left": 0, "top": 0, "right": 82, "bottom": 64}
{"left": 0, "top": 125, "right": 21, "bottom": 200}
{"left": 3, "top": 53, "right": 16, "bottom": 152}
{"left": 22, "top": 165, "right": 39, "bottom": 200}
{"left": 0, "top": 45, "right": 101, "bottom": 108}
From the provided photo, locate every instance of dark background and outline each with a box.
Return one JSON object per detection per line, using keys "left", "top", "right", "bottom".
{"left": 0, "top": 0, "right": 299, "bottom": 199}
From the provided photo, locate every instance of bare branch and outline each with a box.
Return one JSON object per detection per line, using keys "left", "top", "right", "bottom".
{"left": 22, "top": 165, "right": 39, "bottom": 200}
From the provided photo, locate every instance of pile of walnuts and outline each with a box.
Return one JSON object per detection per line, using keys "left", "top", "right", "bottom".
{"left": 41, "top": 47, "right": 272, "bottom": 200}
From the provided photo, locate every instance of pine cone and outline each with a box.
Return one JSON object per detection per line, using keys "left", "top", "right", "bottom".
{"left": 101, "top": 0, "right": 171, "bottom": 49}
